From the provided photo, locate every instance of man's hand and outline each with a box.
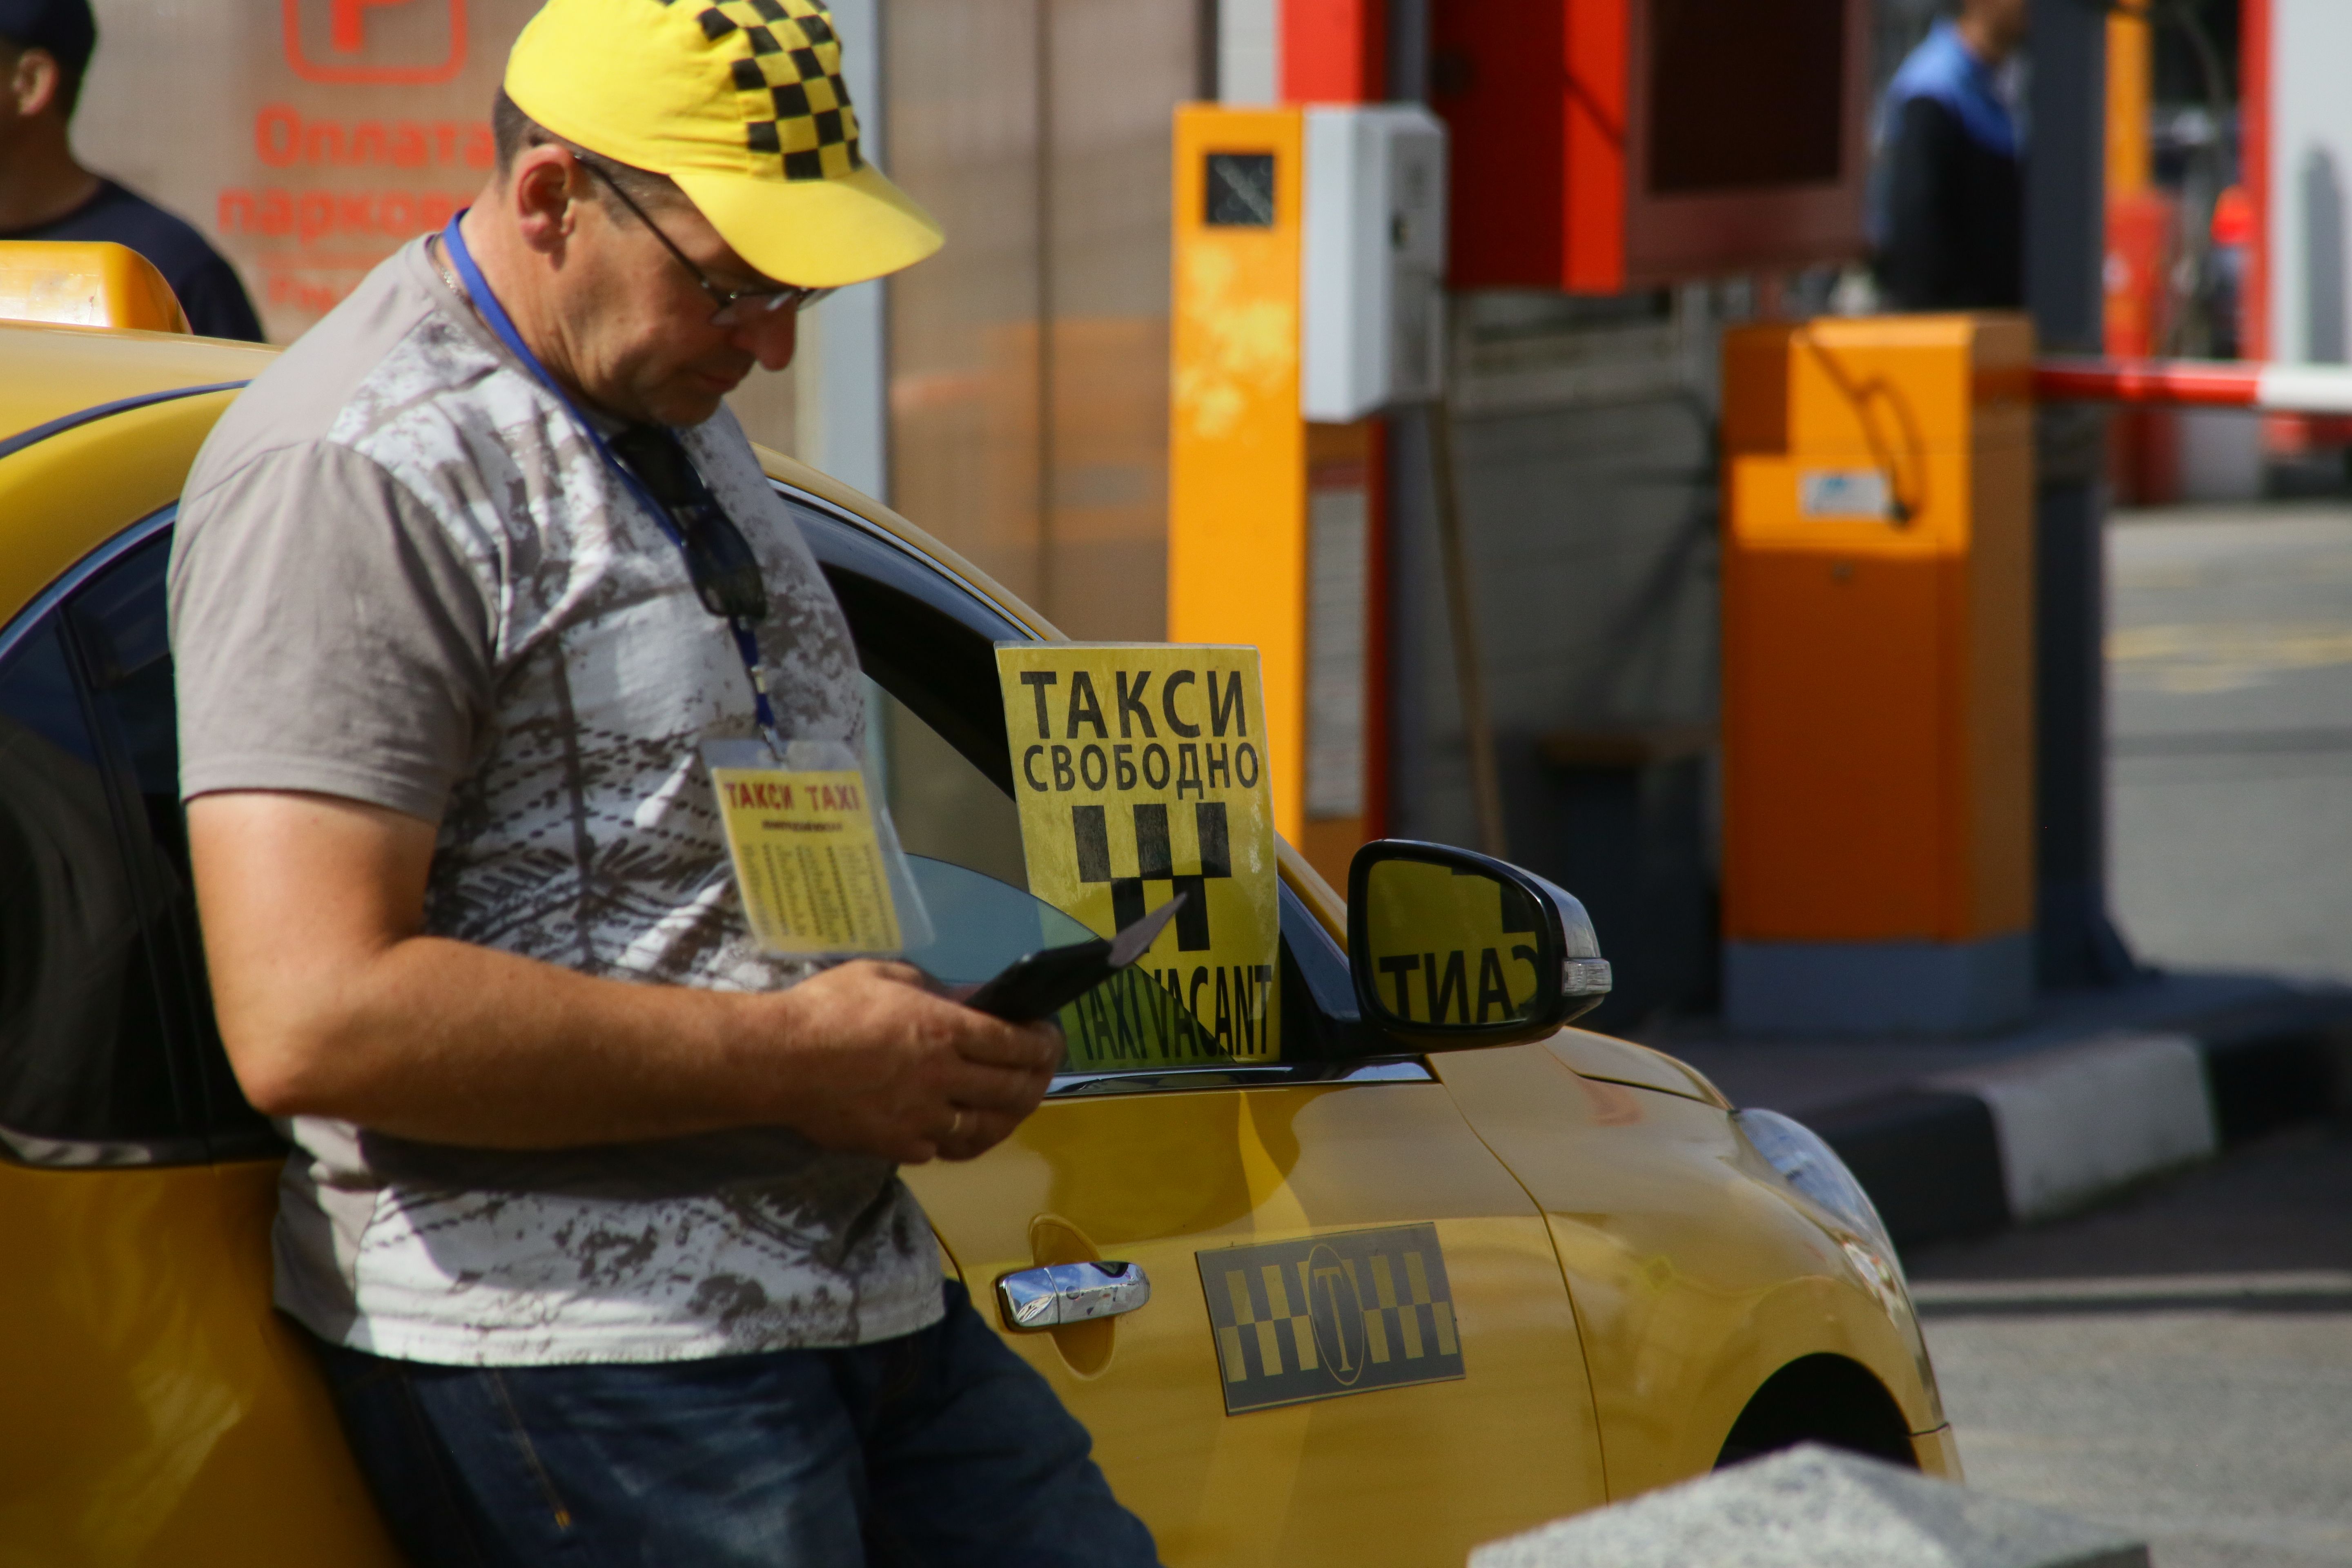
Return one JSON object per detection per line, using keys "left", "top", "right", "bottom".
{"left": 747, "top": 961, "right": 1063, "bottom": 1164}
{"left": 189, "top": 788, "right": 1063, "bottom": 1155}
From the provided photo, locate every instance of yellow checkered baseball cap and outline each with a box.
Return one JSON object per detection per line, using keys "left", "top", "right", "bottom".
{"left": 505, "top": 0, "right": 942, "bottom": 289}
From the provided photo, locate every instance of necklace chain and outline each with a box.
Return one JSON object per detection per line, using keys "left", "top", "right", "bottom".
{"left": 426, "top": 233, "right": 468, "bottom": 302}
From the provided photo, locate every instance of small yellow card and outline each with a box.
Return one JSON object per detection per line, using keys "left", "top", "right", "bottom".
{"left": 710, "top": 767, "right": 904, "bottom": 955}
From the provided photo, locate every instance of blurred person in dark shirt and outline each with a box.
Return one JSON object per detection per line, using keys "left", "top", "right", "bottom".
{"left": 1871, "top": 0, "right": 2029, "bottom": 311}
{"left": 0, "top": 0, "right": 263, "bottom": 340}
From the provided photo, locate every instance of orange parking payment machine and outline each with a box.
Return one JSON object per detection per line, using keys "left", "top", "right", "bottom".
{"left": 1720, "top": 314, "right": 2036, "bottom": 1033}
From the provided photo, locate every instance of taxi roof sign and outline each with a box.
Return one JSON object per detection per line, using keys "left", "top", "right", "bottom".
{"left": 0, "top": 241, "right": 190, "bottom": 334}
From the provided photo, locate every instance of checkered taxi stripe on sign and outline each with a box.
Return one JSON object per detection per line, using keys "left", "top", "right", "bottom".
{"left": 1197, "top": 1224, "right": 1465, "bottom": 1414}
{"left": 685, "top": 0, "right": 864, "bottom": 180}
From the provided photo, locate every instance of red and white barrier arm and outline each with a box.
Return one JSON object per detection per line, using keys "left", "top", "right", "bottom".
{"left": 2034, "top": 356, "right": 2352, "bottom": 414}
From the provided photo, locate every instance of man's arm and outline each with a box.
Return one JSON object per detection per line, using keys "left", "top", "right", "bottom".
{"left": 189, "top": 788, "right": 1062, "bottom": 1162}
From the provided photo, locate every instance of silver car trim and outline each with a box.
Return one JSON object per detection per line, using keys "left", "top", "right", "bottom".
{"left": 996, "top": 1260, "right": 1152, "bottom": 1331}
{"left": 1046, "top": 1056, "right": 1433, "bottom": 1098}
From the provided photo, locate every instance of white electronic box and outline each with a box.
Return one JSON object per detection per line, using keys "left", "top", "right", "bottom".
{"left": 1301, "top": 105, "right": 1450, "bottom": 423}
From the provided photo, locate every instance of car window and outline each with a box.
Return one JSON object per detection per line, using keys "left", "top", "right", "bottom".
{"left": 877, "top": 702, "right": 1223, "bottom": 1072}
{"left": 0, "top": 612, "right": 191, "bottom": 1158}
{"left": 871, "top": 678, "right": 1029, "bottom": 893}
{"left": 65, "top": 531, "right": 278, "bottom": 1158}
{"left": 870, "top": 670, "right": 1223, "bottom": 1067}
{"left": 0, "top": 489, "right": 1372, "bottom": 1150}
{"left": 792, "top": 491, "right": 1374, "bottom": 1074}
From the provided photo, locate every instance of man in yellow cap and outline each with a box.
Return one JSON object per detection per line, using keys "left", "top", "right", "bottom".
{"left": 166, "top": 2, "right": 1158, "bottom": 1561}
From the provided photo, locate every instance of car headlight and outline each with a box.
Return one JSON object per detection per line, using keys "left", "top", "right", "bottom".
{"left": 1733, "top": 1107, "right": 1907, "bottom": 1293}
{"left": 1734, "top": 1107, "right": 1944, "bottom": 1428}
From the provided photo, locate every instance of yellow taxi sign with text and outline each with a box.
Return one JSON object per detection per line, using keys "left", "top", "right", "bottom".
{"left": 995, "top": 643, "right": 1281, "bottom": 1064}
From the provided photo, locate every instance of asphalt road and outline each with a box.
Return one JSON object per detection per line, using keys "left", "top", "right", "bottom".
{"left": 1905, "top": 1117, "right": 2352, "bottom": 1567}
{"left": 2109, "top": 502, "right": 2352, "bottom": 979}
{"left": 1897, "top": 516, "right": 2352, "bottom": 1566}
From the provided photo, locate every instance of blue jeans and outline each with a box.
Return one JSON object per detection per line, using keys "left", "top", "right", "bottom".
{"left": 309, "top": 1281, "right": 1160, "bottom": 1567}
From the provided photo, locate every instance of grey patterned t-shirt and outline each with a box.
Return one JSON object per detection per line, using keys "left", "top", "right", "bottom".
{"left": 168, "top": 239, "right": 942, "bottom": 1365}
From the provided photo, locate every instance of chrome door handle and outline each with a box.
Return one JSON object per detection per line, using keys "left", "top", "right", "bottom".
{"left": 996, "top": 1261, "right": 1152, "bottom": 1331}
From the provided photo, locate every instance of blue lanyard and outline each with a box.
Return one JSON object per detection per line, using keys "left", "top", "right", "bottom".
{"left": 439, "top": 214, "right": 786, "bottom": 759}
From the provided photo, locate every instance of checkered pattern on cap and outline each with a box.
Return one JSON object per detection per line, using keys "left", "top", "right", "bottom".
{"left": 679, "top": 0, "right": 862, "bottom": 181}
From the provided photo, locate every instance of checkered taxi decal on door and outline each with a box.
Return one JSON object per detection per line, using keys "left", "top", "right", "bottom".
{"left": 1197, "top": 1225, "right": 1465, "bottom": 1414}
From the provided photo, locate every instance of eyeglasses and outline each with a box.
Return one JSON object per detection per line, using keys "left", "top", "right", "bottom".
{"left": 575, "top": 153, "right": 833, "bottom": 327}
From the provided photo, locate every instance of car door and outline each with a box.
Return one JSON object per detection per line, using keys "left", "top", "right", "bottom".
{"left": 0, "top": 501, "right": 399, "bottom": 1565}
{"left": 791, "top": 486, "right": 1610, "bottom": 1566}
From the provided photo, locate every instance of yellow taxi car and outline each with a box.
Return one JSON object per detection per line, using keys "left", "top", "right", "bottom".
{"left": 0, "top": 247, "right": 1955, "bottom": 1566}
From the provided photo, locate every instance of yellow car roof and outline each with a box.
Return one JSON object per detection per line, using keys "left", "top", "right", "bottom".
{"left": 0, "top": 319, "right": 278, "bottom": 443}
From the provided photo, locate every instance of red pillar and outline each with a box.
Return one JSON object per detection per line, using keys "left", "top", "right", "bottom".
{"left": 2243, "top": 0, "right": 2271, "bottom": 363}
{"left": 1280, "top": 0, "right": 1387, "bottom": 104}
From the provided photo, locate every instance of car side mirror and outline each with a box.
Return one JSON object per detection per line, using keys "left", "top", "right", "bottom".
{"left": 1346, "top": 839, "right": 1613, "bottom": 1049}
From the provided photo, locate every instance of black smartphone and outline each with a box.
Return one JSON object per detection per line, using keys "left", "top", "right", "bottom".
{"left": 961, "top": 894, "right": 1187, "bottom": 1022}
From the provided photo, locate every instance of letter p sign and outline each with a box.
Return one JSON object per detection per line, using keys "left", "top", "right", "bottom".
{"left": 334, "top": 0, "right": 408, "bottom": 51}
{"left": 283, "top": 0, "right": 468, "bottom": 83}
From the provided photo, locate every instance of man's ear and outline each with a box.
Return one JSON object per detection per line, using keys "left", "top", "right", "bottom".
{"left": 7, "top": 48, "right": 66, "bottom": 122}
{"left": 509, "top": 145, "right": 590, "bottom": 255}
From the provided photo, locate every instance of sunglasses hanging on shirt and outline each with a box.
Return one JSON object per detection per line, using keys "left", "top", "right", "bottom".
{"left": 604, "top": 425, "right": 771, "bottom": 625}
{"left": 438, "top": 212, "right": 788, "bottom": 758}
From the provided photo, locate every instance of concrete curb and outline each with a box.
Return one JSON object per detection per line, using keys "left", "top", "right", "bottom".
{"left": 1807, "top": 1017, "right": 2350, "bottom": 1246}
{"left": 1468, "top": 1443, "right": 2150, "bottom": 1568}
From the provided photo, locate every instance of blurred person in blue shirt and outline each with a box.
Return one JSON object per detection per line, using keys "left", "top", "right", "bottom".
{"left": 0, "top": 0, "right": 263, "bottom": 340}
{"left": 1871, "top": 0, "right": 2029, "bottom": 311}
